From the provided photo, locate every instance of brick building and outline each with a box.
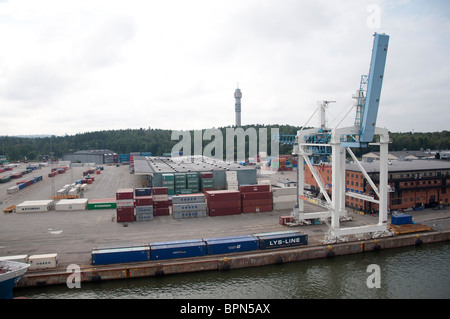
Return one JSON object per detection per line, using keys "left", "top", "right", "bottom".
{"left": 304, "top": 159, "right": 450, "bottom": 213}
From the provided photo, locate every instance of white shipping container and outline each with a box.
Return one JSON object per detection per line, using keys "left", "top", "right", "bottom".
{"left": 7, "top": 185, "right": 19, "bottom": 194}
{"left": 136, "top": 213, "right": 154, "bottom": 221}
{"left": 55, "top": 198, "right": 88, "bottom": 211}
{"left": 28, "top": 253, "right": 58, "bottom": 270}
{"left": 16, "top": 200, "right": 54, "bottom": 213}
{"left": 80, "top": 184, "right": 88, "bottom": 192}
{"left": 116, "top": 199, "right": 135, "bottom": 208}
{"left": 172, "top": 210, "right": 207, "bottom": 219}
{"left": 68, "top": 188, "right": 79, "bottom": 196}
{"left": 135, "top": 205, "right": 153, "bottom": 214}
{"left": 57, "top": 188, "right": 68, "bottom": 196}
{"left": 0, "top": 255, "right": 29, "bottom": 263}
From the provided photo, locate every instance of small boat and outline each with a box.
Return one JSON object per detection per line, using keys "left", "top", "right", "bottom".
{"left": 0, "top": 260, "right": 30, "bottom": 299}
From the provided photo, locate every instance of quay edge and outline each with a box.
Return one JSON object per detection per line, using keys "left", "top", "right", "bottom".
{"left": 15, "top": 229, "right": 450, "bottom": 288}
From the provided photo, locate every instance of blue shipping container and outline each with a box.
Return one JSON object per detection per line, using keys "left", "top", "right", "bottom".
{"left": 391, "top": 214, "right": 412, "bottom": 225}
{"left": 135, "top": 188, "right": 152, "bottom": 196}
{"left": 150, "top": 240, "right": 206, "bottom": 260}
{"left": 204, "top": 235, "right": 259, "bottom": 255}
{"left": 255, "top": 231, "right": 308, "bottom": 250}
{"left": 91, "top": 246, "right": 150, "bottom": 265}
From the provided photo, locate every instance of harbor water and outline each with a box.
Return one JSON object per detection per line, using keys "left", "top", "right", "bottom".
{"left": 16, "top": 241, "right": 450, "bottom": 299}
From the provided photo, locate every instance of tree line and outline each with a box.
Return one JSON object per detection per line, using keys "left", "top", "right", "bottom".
{"left": 0, "top": 126, "right": 448, "bottom": 161}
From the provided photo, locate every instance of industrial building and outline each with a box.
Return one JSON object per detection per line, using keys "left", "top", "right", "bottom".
{"left": 133, "top": 155, "right": 257, "bottom": 190}
{"left": 62, "top": 149, "right": 117, "bottom": 164}
{"left": 304, "top": 159, "right": 450, "bottom": 213}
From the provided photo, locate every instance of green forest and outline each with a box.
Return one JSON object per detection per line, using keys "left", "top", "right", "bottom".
{"left": 0, "top": 125, "right": 449, "bottom": 161}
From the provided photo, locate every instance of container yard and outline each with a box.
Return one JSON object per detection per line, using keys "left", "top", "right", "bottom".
{"left": 0, "top": 159, "right": 449, "bottom": 290}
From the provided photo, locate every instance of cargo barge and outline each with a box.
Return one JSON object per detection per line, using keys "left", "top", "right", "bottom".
{"left": 14, "top": 229, "right": 450, "bottom": 288}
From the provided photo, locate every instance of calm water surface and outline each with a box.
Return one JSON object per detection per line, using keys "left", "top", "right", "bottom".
{"left": 16, "top": 242, "right": 450, "bottom": 299}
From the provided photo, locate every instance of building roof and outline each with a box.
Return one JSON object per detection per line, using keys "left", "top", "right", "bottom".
{"left": 72, "top": 149, "right": 116, "bottom": 155}
{"left": 134, "top": 155, "right": 256, "bottom": 175}
{"left": 362, "top": 150, "right": 435, "bottom": 160}
{"left": 346, "top": 159, "right": 450, "bottom": 173}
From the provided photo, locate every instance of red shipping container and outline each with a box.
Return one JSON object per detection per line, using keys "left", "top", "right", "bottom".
{"left": 135, "top": 196, "right": 153, "bottom": 206}
{"left": 208, "top": 206, "right": 241, "bottom": 216}
{"left": 154, "top": 208, "right": 170, "bottom": 216}
{"left": 242, "top": 205, "right": 272, "bottom": 213}
{"left": 241, "top": 191, "right": 272, "bottom": 200}
{"left": 241, "top": 198, "right": 272, "bottom": 208}
{"left": 205, "top": 190, "right": 241, "bottom": 201}
{"left": 279, "top": 216, "right": 294, "bottom": 226}
{"left": 116, "top": 188, "right": 134, "bottom": 200}
{"left": 153, "top": 200, "right": 170, "bottom": 208}
{"left": 116, "top": 207, "right": 135, "bottom": 222}
{"left": 239, "top": 184, "right": 270, "bottom": 193}
{"left": 152, "top": 187, "right": 169, "bottom": 195}
{"left": 201, "top": 172, "right": 213, "bottom": 178}
{"left": 207, "top": 199, "right": 241, "bottom": 210}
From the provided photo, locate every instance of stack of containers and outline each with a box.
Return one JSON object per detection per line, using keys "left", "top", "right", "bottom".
{"left": 174, "top": 173, "right": 187, "bottom": 194}
{"left": 205, "top": 190, "right": 241, "bottom": 216}
{"left": 226, "top": 170, "right": 239, "bottom": 190}
{"left": 162, "top": 173, "right": 175, "bottom": 195}
{"left": 135, "top": 188, "right": 153, "bottom": 221}
{"left": 116, "top": 188, "right": 135, "bottom": 223}
{"left": 152, "top": 187, "right": 170, "bottom": 216}
{"left": 172, "top": 194, "right": 207, "bottom": 219}
{"left": 240, "top": 184, "right": 273, "bottom": 213}
{"left": 201, "top": 172, "right": 214, "bottom": 192}
{"left": 186, "top": 172, "right": 199, "bottom": 193}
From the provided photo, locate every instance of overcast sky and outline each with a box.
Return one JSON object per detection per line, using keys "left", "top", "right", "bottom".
{"left": 0, "top": 0, "right": 448, "bottom": 136}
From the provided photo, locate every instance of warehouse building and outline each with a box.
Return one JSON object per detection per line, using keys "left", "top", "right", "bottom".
{"left": 304, "top": 159, "right": 450, "bottom": 213}
{"left": 62, "top": 149, "right": 117, "bottom": 164}
{"left": 133, "top": 155, "right": 257, "bottom": 190}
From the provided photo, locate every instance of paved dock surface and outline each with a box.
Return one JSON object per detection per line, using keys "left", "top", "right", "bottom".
{"left": 1, "top": 163, "right": 449, "bottom": 271}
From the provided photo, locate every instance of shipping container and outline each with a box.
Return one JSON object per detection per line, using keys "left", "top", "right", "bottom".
{"left": 172, "top": 194, "right": 205, "bottom": 204}
{"left": 135, "top": 205, "right": 154, "bottom": 214}
{"left": 16, "top": 200, "right": 54, "bottom": 213}
{"left": 150, "top": 240, "right": 207, "bottom": 260}
{"left": 241, "top": 198, "right": 273, "bottom": 208}
{"left": 239, "top": 184, "right": 271, "bottom": 193}
{"left": 91, "top": 246, "right": 150, "bottom": 265}
{"left": 116, "top": 199, "right": 135, "bottom": 208}
{"left": 208, "top": 206, "right": 241, "bottom": 216}
{"left": 391, "top": 214, "right": 412, "bottom": 225}
{"left": 135, "top": 196, "right": 153, "bottom": 206}
{"left": 135, "top": 213, "right": 154, "bottom": 221}
{"left": 55, "top": 198, "right": 88, "bottom": 211}
{"left": 255, "top": 231, "right": 308, "bottom": 250}
{"left": 205, "top": 190, "right": 241, "bottom": 201}
{"left": 242, "top": 205, "right": 272, "bottom": 213}
{"left": 172, "top": 210, "right": 207, "bottom": 219}
{"left": 116, "top": 188, "right": 134, "bottom": 200}
{"left": 28, "top": 253, "right": 58, "bottom": 270}
{"left": 152, "top": 194, "right": 169, "bottom": 202}
{"left": 135, "top": 188, "right": 151, "bottom": 197}
{"left": 241, "top": 191, "right": 272, "bottom": 200}
{"left": 172, "top": 202, "right": 207, "bottom": 212}
{"left": 116, "top": 207, "right": 135, "bottom": 222}
{"left": 204, "top": 235, "right": 259, "bottom": 255}
{"left": 154, "top": 208, "right": 170, "bottom": 216}
{"left": 87, "top": 199, "right": 117, "bottom": 210}
{"left": 0, "top": 255, "right": 29, "bottom": 263}
{"left": 207, "top": 199, "right": 241, "bottom": 210}
{"left": 152, "top": 187, "right": 169, "bottom": 195}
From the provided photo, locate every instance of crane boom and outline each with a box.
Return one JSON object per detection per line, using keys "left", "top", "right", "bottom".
{"left": 359, "top": 33, "right": 389, "bottom": 143}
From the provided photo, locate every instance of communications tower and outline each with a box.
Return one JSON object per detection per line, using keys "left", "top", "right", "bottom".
{"left": 234, "top": 86, "right": 242, "bottom": 126}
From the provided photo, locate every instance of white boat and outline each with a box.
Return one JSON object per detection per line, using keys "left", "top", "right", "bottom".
{"left": 0, "top": 260, "right": 30, "bottom": 299}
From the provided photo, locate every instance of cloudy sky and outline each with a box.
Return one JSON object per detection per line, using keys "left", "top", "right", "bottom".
{"left": 0, "top": 0, "right": 448, "bottom": 136}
